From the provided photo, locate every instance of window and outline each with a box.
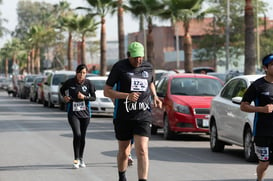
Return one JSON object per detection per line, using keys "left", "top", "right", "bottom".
{"left": 221, "top": 79, "right": 239, "bottom": 100}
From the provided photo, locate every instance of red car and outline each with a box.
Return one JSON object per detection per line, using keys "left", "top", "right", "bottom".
{"left": 151, "top": 73, "right": 223, "bottom": 139}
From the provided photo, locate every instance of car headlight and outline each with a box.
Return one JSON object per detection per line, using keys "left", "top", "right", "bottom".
{"left": 173, "top": 102, "right": 190, "bottom": 114}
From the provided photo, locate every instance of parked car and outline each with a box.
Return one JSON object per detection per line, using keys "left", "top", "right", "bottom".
{"left": 154, "top": 69, "right": 168, "bottom": 85}
{"left": 58, "top": 73, "right": 76, "bottom": 110}
{"left": 17, "top": 74, "right": 39, "bottom": 99}
{"left": 209, "top": 74, "right": 264, "bottom": 162}
{"left": 43, "top": 70, "right": 75, "bottom": 108}
{"left": 6, "top": 75, "right": 20, "bottom": 97}
{"left": 37, "top": 77, "right": 47, "bottom": 104}
{"left": 207, "top": 72, "right": 226, "bottom": 83}
{"left": 29, "top": 75, "right": 46, "bottom": 102}
{"left": 193, "top": 67, "right": 215, "bottom": 74}
{"left": 151, "top": 73, "right": 223, "bottom": 140}
{"left": 1, "top": 77, "right": 11, "bottom": 91}
{"left": 86, "top": 76, "right": 114, "bottom": 116}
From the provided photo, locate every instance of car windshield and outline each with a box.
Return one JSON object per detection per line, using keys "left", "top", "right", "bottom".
{"left": 25, "top": 76, "right": 36, "bottom": 82}
{"left": 170, "top": 77, "right": 222, "bottom": 96}
{"left": 52, "top": 74, "right": 67, "bottom": 85}
{"left": 91, "top": 79, "right": 106, "bottom": 90}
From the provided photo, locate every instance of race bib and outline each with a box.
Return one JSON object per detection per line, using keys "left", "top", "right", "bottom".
{"left": 73, "top": 101, "right": 86, "bottom": 111}
{"left": 131, "top": 78, "right": 148, "bottom": 92}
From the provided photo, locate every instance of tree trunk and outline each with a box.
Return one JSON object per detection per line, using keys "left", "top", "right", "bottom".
{"left": 244, "top": 0, "right": 256, "bottom": 75}
{"left": 147, "top": 18, "right": 154, "bottom": 65}
{"left": 81, "top": 34, "right": 86, "bottom": 65}
{"left": 34, "top": 47, "right": 40, "bottom": 74}
{"left": 184, "top": 32, "right": 193, "bottom": 73}
{"left": 118, "top": 0, "right": 125, "bottom": 59}
{"left": 31, "top": 48, "right": 35, "bottom": 74}
{"left": 5, "top": 58, "right": 8, "bottom": 78}
{"left": 100, "top": 16, "right": 107, "bottom": 76}
{"left": 67, "top": 32, "right": 73, "bottom": 70}
{"left": 27, "top": 51, "right": 31, "bottom": 74}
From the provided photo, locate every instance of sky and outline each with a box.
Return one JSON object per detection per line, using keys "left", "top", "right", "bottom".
{"left": 0, "top": 0, "right": 273, "bottom": 48}
{"left": 0, "top": 0, "right": 143, "bottom": 46}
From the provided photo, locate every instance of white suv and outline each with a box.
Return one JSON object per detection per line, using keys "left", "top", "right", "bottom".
{"left": 43, "top": 70, "right": 75, "bottom": 108}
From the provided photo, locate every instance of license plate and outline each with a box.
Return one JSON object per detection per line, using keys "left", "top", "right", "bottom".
{"left": 202, "top": 119, "right": 209, "bottom": 127}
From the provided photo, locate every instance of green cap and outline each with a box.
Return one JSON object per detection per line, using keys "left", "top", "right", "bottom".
{"left": 128, "top": 42, "right": 144, "bottom": 58}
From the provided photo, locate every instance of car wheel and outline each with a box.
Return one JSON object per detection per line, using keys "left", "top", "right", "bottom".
{"left": 43, "top": 99, "right": 48, "bottom": 107}
{"left": 210, "top": 122, "right": 225, "bottom": 152}
{"left": 244, "top": 128, "right": 257, "bottom": 162}
{"left": 151, "top": 125, "right": 158, "bottom": 135}
{"left": 48, "top": 95, "right": 54, "bottom": 108}
{"left": 163, "top": 116, "right": 175, "bottom": 140}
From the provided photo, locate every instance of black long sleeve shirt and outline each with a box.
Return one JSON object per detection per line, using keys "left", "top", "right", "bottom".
{"left": 60, "top": 77, "right": 96, "bottom": 118}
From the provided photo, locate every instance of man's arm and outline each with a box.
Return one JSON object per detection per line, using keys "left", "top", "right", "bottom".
{"left": 150, "top": 82, "right": 162, "bottom": 108}
{"left": 241, "top": 101, "right": 273, "bottom": 113}
{"left": 104, "top": 84, "right": 128, "bottom": 100}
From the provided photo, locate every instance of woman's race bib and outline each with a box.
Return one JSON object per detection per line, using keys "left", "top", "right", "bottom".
{"left": 73, "top": 101, "right": 86, "bottom": 111}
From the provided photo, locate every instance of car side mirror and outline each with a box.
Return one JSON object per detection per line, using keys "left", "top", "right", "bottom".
{"left": 232, "top": 96, "right": 242, "bottom": 105}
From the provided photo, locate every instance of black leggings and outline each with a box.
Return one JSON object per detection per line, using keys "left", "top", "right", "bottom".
{"left": 68, "top": 115, "right": 90, "bottom": 160}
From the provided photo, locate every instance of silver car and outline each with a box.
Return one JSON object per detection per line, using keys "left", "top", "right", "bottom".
{"left": 209, "top": 74, "right": 264, "bottom": 162}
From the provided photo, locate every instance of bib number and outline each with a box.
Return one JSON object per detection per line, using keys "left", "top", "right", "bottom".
{"left": 131, "top": 78, "right": 148, "bottom": 92}
{"left": 73, "top": 101, "right": 86, "bottom": 111}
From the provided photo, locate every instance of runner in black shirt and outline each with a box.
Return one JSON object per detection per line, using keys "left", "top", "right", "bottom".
{"left": 241, "top": 54, "right": 273, "bottom": 181}
{"left": 60, "top": 64, "right": 96, "bottom": 169}
{"left": 104, "top": 42, "right": 162, "bottom": 181}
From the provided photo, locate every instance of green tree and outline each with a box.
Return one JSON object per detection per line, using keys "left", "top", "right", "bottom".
{"left": 58, "top": 13, "right": 80, "bottom": 70}
{"left": 159, "top": 0, "right": 204, "bottom": 72}
{"left": 27, "top": 25, "right": 56, "bottom": 74}
{"left": 77, "top": 15, "right": 99, "bottom": 65}
{"left": 126, "top": 0, "right": 164, "bottom": 65}
{"left": 0, "top": 42, "right": 12, "bottom": 77}
{"left": 197, "top": 0, "right": 268, "bottom": 72}
{"left": 79, "top": 0, "right": 114, "bottom": 76}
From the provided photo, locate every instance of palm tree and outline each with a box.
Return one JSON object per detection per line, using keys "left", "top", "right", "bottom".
{"left": 79, "top": 0, "right": 114, "bottom": 76}
{"left": 58, "top": 13, "right": 79, "bottom": 70}
{"left": 77, "top": 15, "right": 99, "bottom": 65}
{"left": 159, "top": 0, "right": 204, "bottom": 72}
{"left": 117, "top": 0, "right": 125, "bottom": 59}
{"left": 27, "top": 25, "right": 56, "bottom": 74}
{"left": 244, "top": 0, "right": 256, "bottom": 74}
{"left": 126, "top": 0, "right": 164, "bottom": 65}
{"left": 0, "top": 43, "right": 12, "bottom": 77}
{"left": 53, "top": 1, "right": 75, "bottom": 70}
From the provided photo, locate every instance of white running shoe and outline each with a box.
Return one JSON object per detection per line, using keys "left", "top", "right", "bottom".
{"left": 128, "top": 155, "right": 133, "bottom": 166}
{"left": 79, "top": 159, "right": 86, "bottom": 168}
{"left": 73, "top": 160, "right": 80, "bottom": 169}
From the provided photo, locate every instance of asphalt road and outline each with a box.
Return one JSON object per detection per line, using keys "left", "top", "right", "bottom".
{"left": 0, "top": 90, "right": 273, "bottom": 181}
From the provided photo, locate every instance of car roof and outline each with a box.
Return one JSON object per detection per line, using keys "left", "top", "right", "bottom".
{"left": 52, "top": 70, "right": 75, "bottom": 75}
{"left": 164, "top": 73, "right": 221, "bottom": 80}
{"left": 228, "top": 74, "right": 264, "bottom": 82}
{"left": 86, "top": 76, "right": 108, "bottom": 81}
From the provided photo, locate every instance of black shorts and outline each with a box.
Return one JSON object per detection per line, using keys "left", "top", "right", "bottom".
{"left": 113, "top": 119, "right": 151, "bottom": 141}
{"left": 254, "top": 136, "right": 273, "bottom": 161}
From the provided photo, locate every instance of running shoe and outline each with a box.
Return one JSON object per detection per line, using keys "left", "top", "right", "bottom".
{"left": 128, "top": 155, "right": 133, "bottom": 166}
{"left": 73, "top": 160, "right": 80, "bottom": 169}
{"left": 79, "top": 159, "right": 86, "bottom": 168}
